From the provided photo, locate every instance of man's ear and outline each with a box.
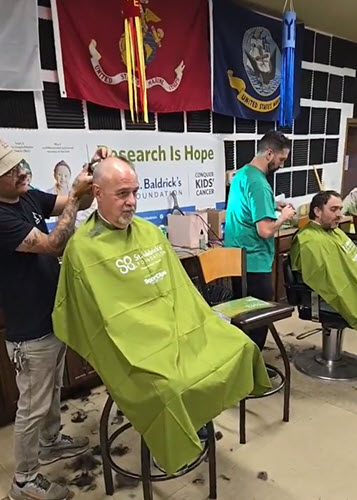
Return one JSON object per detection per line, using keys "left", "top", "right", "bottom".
{"left": 265, "top": 149, "right": 273, "bottom": 162}
{"left": 92, "top": 184, "right": 100, "bottom": 198}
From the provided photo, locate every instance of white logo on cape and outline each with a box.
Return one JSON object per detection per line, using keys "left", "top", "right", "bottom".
{"left": 115, "top": 245, "right": 166, "bottom": 276}
{"left": 144, "top": 270, "right": 167, "bottom": 285}
{"left": 115, "top": 256, "right": 136, "bottom": 275}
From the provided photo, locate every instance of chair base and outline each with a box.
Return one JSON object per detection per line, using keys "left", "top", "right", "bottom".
{"left": 294, "top": 327, "right": 357, "bottom": 381}
{"left": 294, "top": 350, "right": 357, "bottom": 381}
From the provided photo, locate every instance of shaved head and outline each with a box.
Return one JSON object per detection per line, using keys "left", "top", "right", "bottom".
{"left": 93, "top": 156, "right": 139, "bottom": 229}
{"left": 93, "top": 156, "right": 135, "bottom": 184}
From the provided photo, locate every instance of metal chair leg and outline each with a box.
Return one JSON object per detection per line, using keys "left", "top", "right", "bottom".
{"left": 294, "top": 327, "right": 357, "bottom": 381}
{"left": 269, "top": 324, "right": 291, "bottom": 422}
{"left": 239, "top": 399, "right": 246, "bottom": 444}
{"left": 321, "top": 328, "right": 343, "bottom": 361}
{"left": 206, "top": 421, "right": 217, "bottom": 499}
{"left": 141, "top": 437, "right": 153, "bottom": 500}
{"left": 100, "top": 395, "right": 115, "bottom": 495}
{"left": 100, "top": 394, "right": 214, "bottom": 498}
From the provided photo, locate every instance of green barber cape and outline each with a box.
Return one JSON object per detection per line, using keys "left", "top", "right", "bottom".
{"left": 290, "top": 221, "right": 357, "bottom": 329}
{"left": 53, "top": 213, "right": 270, "bottom": 474}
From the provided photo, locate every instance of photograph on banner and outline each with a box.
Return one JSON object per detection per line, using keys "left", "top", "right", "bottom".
{"left": 0, "top": 135, "right": 39, "bottom": 190}
{"left": 212, "top": 0, "right": 304, "bottom": 121}
{"left": 39, "top": 138, "right": 88, "bottom": 229}
{"left": 1, "top": 130, "right": 225, "bottom": 226}
{"left": 0, "top": 131, "right": 88, "bottom": 230}
{"left": 1, "top": 131, "right": 87, "bottom": 192}
{"left": 40, "top": 138, "right": 97, "bottom": 197}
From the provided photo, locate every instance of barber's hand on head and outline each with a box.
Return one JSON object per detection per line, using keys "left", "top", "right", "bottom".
{"left": 91, "top": 146, "right": 112, "bottom": 163}
{"left": 70, "top": 166, "right": 93, "bottom": 199}
{"left": 280, "top": 204, "right": 296, "bottom": 222}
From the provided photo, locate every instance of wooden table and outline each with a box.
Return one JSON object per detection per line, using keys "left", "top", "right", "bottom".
{"left": 174, "top": 247, "right": 205, "bottom": 260}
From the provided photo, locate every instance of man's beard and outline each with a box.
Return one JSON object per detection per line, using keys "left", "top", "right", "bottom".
{"left": 118, "top": 210, "right": 135, "bottom": 224}
{"left": 267, "top": 162, "right": 279, "bottom": 174}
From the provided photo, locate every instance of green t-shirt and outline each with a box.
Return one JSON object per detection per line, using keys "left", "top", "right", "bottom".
{"left": 224, "top": 164, "right": 277, "bottom": 273}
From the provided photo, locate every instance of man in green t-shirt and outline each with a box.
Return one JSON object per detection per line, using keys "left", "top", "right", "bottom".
{"left": 225, "top": 131, "right": 295, "bottom": 350}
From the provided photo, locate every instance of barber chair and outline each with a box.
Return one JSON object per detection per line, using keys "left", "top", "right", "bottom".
{"left": 283, "top": 257, "right": 357, "bottom": 381}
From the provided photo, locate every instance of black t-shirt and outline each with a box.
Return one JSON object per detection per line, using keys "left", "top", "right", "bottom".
{"left": 0, "top": 190, "right": 60, "bottom": 342}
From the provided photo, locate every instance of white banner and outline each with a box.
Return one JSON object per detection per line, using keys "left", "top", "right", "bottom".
{"left": 0, "top": 0, "right": 42, "bottom": 91}
{"left": 0, "top": 130, "right": 225, "bottom": 224}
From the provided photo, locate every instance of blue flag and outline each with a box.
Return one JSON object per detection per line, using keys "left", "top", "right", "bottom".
{"left": 212, "top": 0, "right": 303, "bottom": 121}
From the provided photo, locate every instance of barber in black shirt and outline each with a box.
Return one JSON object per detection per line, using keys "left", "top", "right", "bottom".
{"left": 0, "top": 138, "right": 110, "bottom": 500}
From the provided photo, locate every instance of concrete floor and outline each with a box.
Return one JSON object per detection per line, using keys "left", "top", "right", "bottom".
{"left": 1, "top": 313, "right": 357, "bottom": 500}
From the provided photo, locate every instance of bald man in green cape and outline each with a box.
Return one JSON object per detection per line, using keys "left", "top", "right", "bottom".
{"left": 52, "top": 156, "right": 270, "bottom": 474}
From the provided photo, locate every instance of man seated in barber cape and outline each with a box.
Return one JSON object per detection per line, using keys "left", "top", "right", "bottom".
{"left": 52, "top": 155, "right": 270, "bottom": 474}
{"left": 290, "top": 190, "right": 357, "bottom": 330}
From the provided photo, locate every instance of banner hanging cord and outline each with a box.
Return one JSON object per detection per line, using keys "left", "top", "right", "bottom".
{"left": 283, "top": 0, "right": 295, "bottom": 12}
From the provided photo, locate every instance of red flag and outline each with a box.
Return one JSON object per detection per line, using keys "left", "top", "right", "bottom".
{"left": 54, "top": 0, "right": 211, "bottom": 113}
{"left": 121, "top": 0, "right": 141, "bottom": 18}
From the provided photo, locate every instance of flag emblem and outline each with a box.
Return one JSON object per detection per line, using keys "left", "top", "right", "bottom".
{"left": 88, "top": 1, "right": 185, "bottom": 94}
{"left": 243, "top": 27, "right": 281, "bottom": 97}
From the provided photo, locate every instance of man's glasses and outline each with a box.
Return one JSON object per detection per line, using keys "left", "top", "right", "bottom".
{"left": 1, "top": 161, "right": 26, "bottom": 179}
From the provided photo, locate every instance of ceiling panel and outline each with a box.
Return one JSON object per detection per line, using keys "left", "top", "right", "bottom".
{"left": 236, "top": 0, "right": 357, "bottom": 43}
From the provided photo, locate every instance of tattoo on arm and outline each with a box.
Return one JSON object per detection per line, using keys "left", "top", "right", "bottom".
{"left": 16, "top": 196, "right": 80, "bottom": 255}
{"left": 22, "top": 230, "right": 40, "bottom": 249}
{"left": 47, "top": 195, "right": 80, "bottom": 254}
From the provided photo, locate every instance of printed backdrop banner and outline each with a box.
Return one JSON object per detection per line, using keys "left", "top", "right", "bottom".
{"left": 212, "top": 0, "right": 303, "bottom": 121}
{"left": 52, "top": 0, "right": 211, "bottom": 112}
{"left": 0, "top": 130, "right": 225, "bottom": 225}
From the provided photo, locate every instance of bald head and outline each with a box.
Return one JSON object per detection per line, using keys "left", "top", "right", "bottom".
{"left": 93, "top": 156, "right": 136, "bottom": 186}
{"left": 93, "top": 156, "right": 139, "bottom": 229}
